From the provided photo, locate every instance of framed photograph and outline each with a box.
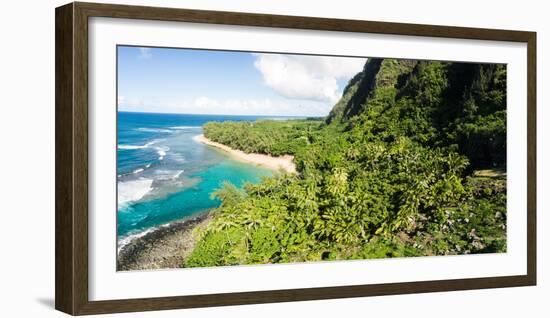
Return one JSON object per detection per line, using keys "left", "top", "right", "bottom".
{"left": 55, "top": 2, "right": 536, "bottom": 315}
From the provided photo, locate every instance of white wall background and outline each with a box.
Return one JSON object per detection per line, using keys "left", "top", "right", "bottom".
{"left": 0, "top": 0, "right": 547, "bottom": 316}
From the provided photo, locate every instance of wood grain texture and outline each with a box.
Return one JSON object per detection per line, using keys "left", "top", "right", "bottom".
{"left": 55, "top": 1, "right": 537, "bottom": 315}
{"left": 74, "top": 276, "right": 533, "bottom": 315}
{"left": 73, "top": 2, "right": 90, "bottom": 313}
{"left": 75, "top": 1, "right": 531, "bottom": 42}
{"left": 526, "top": 33, "right": 537, "bottom": 286}
{"left": 55, "top": 2, "right": 75, "bottom": 314}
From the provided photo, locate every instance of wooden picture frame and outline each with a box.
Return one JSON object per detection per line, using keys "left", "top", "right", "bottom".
{"left": 55, "top": 1, "right": 537, "bottom": 315}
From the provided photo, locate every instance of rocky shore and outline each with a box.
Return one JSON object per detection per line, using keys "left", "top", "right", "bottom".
{"left": 117, "top": 212, "right": 212, "bottom": 271}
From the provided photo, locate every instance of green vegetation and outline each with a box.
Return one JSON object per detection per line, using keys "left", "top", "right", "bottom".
{"left": 203, "top": 119, "right": 322, "bottom": 156}
{"left": 185, "top": 58, "right": 507, "bottom": 267}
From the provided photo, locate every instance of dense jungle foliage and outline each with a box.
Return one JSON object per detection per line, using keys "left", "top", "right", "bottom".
{"left": 203, "top": 119, "right": 322, "bottom": 156}
{"left": 185, "top": 58, "right": 507, "bottom": 267}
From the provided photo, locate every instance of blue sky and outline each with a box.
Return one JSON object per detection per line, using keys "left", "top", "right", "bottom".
{"left": 117, "top": 46, "right": 366, "bottom": 116}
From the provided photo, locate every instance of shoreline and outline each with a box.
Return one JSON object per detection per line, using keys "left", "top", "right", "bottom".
{"left": 193, "top": 134, "right": 297, "bottom": 174}
{"left": 117, "top": 212, "right": 212, "bottom": 271}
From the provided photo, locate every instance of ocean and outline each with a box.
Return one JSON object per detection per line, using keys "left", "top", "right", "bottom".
{"left": 117, "top": 112, "right": 289, "bottom": 249}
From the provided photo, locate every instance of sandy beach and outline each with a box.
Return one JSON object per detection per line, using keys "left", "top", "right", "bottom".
{"left": 193, "top": 134, "right": 297, "bottom": 174}
{"left": 117, "top": 213, "right": 212, "bottom": 271}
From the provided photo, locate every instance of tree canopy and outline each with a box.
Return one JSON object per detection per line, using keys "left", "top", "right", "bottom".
{"left": 185, "top": 58, "right": 507, "bottom": 267}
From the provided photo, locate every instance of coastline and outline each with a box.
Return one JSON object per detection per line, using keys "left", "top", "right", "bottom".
{"left": 117, "top": 212, "right": 212, "bottom": 271}
{"left": 193, "top": 134, "right": 297, "bottom": 174}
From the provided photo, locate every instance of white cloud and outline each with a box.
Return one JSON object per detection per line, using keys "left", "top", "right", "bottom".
{"left": 138, "top": 47, "right": 152, "bottom": 59}
{"left": 253, "top": 54, "right": 366, "bottom": 103}
{"left": 188, "top": 97, "right": 329, "bottom": 116}
{"left": 118, "top": 54, "right": 365, "bottom": 116}
{"left": 194, "top": 96, "right": 220, "bottom": 109}
{"left": 118, "top": 96, "right": 330, "bottom": 117}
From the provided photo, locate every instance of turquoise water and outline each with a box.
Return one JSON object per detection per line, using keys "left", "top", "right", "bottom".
{"left": 117, "top": 112, "right": 290, "bottom": 247}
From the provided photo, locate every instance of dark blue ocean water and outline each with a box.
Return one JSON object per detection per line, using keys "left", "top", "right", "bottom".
{"left": 117, "top": 112, "right": 289, "bottom": 248}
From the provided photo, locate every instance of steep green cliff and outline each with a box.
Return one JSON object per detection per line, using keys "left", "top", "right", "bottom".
{"left": 327, "top": 58, "right": 417, "bottom": 123}
{"left": 329, "top": 58, "right": 506, "bottom": 168}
